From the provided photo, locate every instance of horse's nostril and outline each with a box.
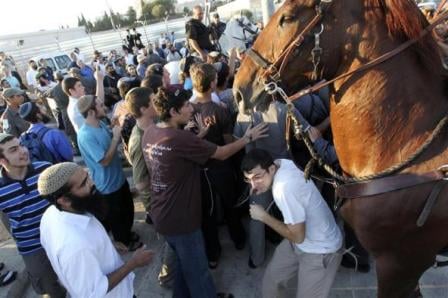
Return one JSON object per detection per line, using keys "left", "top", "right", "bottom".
{"left": 234, "top": 89, "right": 243, "bottom": 104}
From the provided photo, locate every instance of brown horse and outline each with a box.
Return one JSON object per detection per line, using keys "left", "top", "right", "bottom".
{"left": 234, "top": 0, "right": 448, "bottom": 297}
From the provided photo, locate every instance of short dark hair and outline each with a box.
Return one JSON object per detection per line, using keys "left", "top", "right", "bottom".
{"left": 190, "top": 63, "right": 216, "bottom": 93}
{"left": 241, "top": 149, "right": 275, "bottom": 173}
{"left": 62, "top": 77, "right": 80, "bottom": 96}
{"left": 0, "top": 135, "right": 16, "bottom": 159}
{"left": 141, "top": 74, "right": 163, "bottom": 92}
{"left": 125, "top": 87, "right": 153, "bottom": 118}
{"left": 153, "top": 87, "right": 190, "bottom": 122}
{"left": 216, "top": 62, "right": 230, "bottom": 88}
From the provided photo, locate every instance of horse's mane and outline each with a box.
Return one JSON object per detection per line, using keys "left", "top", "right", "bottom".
{"left": 366, "top": 0, "right": 440, "bottom": 68}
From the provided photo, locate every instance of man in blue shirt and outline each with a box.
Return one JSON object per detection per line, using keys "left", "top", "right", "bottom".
{"left": 0, "top": 133, "right": 66, "bottom": 297}
{"left": 18, "top": 102, "right": 73, "bottom": 163}
{"left": 76, "top": 95, "right": 141, "bottom": 251}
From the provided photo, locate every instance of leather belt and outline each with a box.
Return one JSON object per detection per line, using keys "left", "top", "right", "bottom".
{"left": 336, "top": 170, "right": 446, "bottom": 199}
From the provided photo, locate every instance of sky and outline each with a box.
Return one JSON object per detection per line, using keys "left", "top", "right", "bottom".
{"left": 0, "top": 0, "right": 140, "bottom": 36}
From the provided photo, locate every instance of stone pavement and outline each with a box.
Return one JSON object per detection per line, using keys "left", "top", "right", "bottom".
{"left": 0, "top": 173, "right": 447, "bottom": 297}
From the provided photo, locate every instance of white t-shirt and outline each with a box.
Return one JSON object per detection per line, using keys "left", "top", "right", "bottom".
{"left": 272, "top": 159, "right": 343, "bottom": 254}
{"left": 164, "top": 61, "right": 181, "bottom": 85}
{"left": 26, "top": 69, "right": 38, "bottom": 87}
{"left": 40, "top": 205, "right": 135, "bottom": 298}
{"left": 67, "top": 96, "right": 85, "bottom": 132}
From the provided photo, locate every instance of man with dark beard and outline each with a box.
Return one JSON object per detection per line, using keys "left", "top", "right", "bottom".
{"left": 38, "top": 162, "right": 154, "bottom": 297}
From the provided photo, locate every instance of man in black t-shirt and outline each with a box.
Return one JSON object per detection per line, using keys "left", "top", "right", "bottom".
{"left": 185, "top": 5, "right": 214, "bottom": 61}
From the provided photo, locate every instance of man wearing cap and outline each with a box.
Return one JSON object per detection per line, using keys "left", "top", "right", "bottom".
{"left": 76, "top": 95, "right": 141, "bottom": 251}
{"left": 136, "top": 55, "right": 147, "bottom": 79}
{"left": 0, "top": 133, "right": 66, "bottom": 297}
{"left": 19, "top": 102, "right": 73, "bottom": 163}
{"left": 62, "top": 68, "right": 104, "bottom": 132}
{"left": 38, "top": 162, "right": 154, "bottom": 297}
{"left": 186, "top": 5, "right": 214, "bottom": 61}
{"left": 0, "top": 88, "right": 29, "bottom": 137}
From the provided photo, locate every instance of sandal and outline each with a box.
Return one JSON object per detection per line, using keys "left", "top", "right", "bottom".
{"left": 0, "top": 271, "right": 16, "bottom": 287}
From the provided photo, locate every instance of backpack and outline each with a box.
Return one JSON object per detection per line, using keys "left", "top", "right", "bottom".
{"left": 19, "top": 127, "right": 56, "bottom": 164}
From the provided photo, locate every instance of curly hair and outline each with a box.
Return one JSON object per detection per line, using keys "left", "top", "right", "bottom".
{"left": 153, "top": 87, "right": 190, "bottom": 122}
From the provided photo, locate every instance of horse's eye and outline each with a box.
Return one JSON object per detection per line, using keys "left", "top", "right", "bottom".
{"left": 279, "top": 14, "right": 295, "bottom": 27}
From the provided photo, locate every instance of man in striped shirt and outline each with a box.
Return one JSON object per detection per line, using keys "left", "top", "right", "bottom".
{"left": 0, "top": 133, "right": 65, "bottom": 297}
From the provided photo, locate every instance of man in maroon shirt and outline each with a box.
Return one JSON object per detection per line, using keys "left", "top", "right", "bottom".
{"left": 142, "top": 87, "right": 267, "bottom": 297}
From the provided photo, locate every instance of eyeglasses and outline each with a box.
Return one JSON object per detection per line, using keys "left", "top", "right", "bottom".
{"left": 244, "top": 170, "right": 268, "bottom": 184}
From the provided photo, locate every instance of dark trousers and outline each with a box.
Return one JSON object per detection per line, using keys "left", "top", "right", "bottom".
{"left": 22, "top": 249, "right": 66, "bottom": 297}
{"left": 101, "top": 181, "right": 135, "bottom": 245}
{"left": 165, "top": 229, "right": 217, "bottom": 298}
{"left": 201, "top": 165, "right": 246, "bottom": 262}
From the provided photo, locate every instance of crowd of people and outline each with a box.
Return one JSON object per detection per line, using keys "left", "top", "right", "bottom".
{"left": 4, "top": 3, "right": 434, "bottom": 298}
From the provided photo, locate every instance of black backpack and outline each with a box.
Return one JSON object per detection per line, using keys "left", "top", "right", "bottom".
{"left": 19, "top": 127, "right": 56, "bottom": 164}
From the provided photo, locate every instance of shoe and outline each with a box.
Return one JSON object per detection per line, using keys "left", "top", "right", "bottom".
{"left": 0, "top": 271, "right": 16, "bottom": 287}
{"left": 248, "top": 257, "right": 257, "bottom": 269}
{"left": 145, "top": 213, "right": 153, "bottom": 225}
{"left": 340, "top": 255, "right": 370, "bottom": 273}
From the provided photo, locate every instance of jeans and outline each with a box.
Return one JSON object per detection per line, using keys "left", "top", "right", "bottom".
{"left": 165, "top": 229, "right": 217, "bottom": 298}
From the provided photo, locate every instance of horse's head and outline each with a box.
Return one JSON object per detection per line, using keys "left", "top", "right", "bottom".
{"left": 234, "top": 0, "right": 351, "bottom": 111}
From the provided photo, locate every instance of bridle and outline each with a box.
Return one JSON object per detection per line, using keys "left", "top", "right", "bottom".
{"left": 246, "top": 0, "right": 448, "bottom": 104}
{"left": 246, "top": 0, "right": 333, "bottom": 89}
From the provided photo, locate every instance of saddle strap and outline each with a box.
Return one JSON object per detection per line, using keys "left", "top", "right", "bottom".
{"left": 416, "top": 180, "right": 447, "bottom": 227}
{"left": 336, "top": 170, "right": 445, "bottom": 199}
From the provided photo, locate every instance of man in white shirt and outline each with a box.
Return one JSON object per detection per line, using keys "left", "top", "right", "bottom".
{"left": 26, "top": 60, "right": 38, "bottom": 89}
{"left": 62, "top": 68, "right": 104, "bottom": 132}
{"left": 38, "top": 162, "right": 154, "bottom": 298}
{"left": 242, "top": 149, "right": 343, "bottom": 298}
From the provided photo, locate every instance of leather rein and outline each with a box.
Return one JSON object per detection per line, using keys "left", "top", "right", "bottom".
{"left": 245, "top": 0, "right": 448, "bottom": 224}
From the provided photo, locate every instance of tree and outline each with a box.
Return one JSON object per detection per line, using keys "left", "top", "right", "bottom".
{"left": 239, "top": 9, "right": 253, "bottom": 21}
{"left": 151, "top": 4, "right": 167, "bottom": 19}
{"left": 127, "top": 6, "right": 137, "bottom": 25}
{"left": 183, "top": 6, "right": 191, "bottom": 15}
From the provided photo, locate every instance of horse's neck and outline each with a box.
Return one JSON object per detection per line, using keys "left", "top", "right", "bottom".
{"left": 330, "top": 36, "right": 448, "bottom": 176}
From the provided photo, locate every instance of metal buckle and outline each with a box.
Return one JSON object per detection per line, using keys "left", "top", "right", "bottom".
{"left": 437, "top": 165, "right": 448, "bottom": 180}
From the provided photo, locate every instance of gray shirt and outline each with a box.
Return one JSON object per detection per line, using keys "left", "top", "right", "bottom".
{"left": 1, "top": 106, "right": 30, "bottom": 137}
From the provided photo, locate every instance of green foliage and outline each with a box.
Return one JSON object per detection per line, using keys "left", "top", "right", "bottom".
{"left": 151, "top": 4, "right": 167, "bottom": 19}
{"left": 183, "top": 6, "right": 191, "bottom": 15}
{"left": 239, "top": 9, "right": 253, "bottom": 21}
{"left": 127, "top": 6, "right": 137, "bottom": 24}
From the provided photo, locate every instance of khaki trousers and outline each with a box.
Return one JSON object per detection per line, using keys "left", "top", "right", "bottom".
{"left": 262, "top": 239, "right": 342, "bottom": 298}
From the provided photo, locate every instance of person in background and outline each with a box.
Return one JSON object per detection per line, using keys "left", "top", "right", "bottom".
{"left": 1, "top": 65, "right": 21, "bottom": 89}
{"left": 0, "top": 88, "right": 29, "bottom": 137}
{"left": 185, "top": 5, "right": 214, "bottom": 61}
{"left": 38, "top": 59, "right": 54, "bottom": 82}
{"left": 19, "top": 102, "right": 73, "bottom": 163}
{"left": 26, "top": 60, "right": 39, "bottom": 90}
{"left": 77, "top": 95, "right": 142, "bottom": 251}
